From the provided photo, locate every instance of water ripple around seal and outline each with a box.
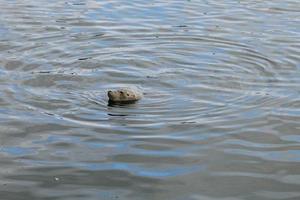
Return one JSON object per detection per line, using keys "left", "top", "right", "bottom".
{"left": 1, "top": 0, "right": 300, "bottom": 199}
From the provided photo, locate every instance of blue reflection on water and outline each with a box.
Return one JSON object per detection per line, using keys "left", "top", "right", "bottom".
{"left": 1, "top": 146, "right": 35, "bottom": 156}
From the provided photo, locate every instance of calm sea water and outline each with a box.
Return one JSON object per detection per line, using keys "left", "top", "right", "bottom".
{"left": 1, "top": 0, "right": 300, "bottom": 199}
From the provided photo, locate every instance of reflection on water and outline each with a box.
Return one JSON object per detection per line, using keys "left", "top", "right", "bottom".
{"left": 1, "top": 0, "right": 300, "bottom": 199}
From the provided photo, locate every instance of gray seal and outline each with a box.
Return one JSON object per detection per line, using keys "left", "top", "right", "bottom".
{"left": 107, "top": 88, "right": 143, "bottom": 103}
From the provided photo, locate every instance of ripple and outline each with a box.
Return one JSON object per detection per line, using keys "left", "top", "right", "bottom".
{"left": 1, "top": 0, "right": 300, "bottom": 199}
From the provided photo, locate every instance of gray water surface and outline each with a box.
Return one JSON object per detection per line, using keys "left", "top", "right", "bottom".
{"left": 1, "top": 0, "right": 300, "bottom": 199}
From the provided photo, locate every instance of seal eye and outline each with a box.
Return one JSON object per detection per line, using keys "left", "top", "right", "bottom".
{"left": 120, "top": 91, "right": 124, "bottom": 95}
{"left": 127, "top": 93, "right": 129, "bottom": 96}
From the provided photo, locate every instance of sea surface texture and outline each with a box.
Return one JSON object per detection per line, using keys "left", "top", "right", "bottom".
{"left": 0, "top": 0, "right": 300, "bottom": 199}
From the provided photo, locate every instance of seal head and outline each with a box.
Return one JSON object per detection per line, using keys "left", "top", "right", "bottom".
{"left": 107, "top": 88, "right": 142, "bottom": 103}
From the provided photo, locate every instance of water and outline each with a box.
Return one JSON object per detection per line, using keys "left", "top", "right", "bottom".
{"left": 0, "top": 0, "right": 300, "bottom": 199}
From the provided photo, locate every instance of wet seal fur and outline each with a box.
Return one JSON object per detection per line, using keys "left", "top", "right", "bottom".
{"left": 107, "top": 88, "right": 143, "bottom": 104}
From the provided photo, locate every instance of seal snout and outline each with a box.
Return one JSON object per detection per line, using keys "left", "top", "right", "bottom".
{"left": 107, "top": 90, "right": 114, "bottom": 99}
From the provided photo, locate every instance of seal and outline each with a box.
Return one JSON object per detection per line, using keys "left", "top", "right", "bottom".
{"left": 107, "top": 88, "right": 143, "bottom": 103}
